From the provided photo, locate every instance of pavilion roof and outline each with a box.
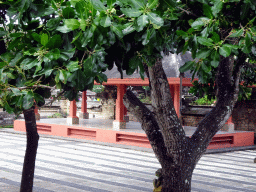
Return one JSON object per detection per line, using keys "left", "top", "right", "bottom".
{"left": 103, "top": 52, "right": 194, "bottom": 79}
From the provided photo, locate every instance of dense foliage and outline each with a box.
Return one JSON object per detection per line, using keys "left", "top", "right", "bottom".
{"left": 0, "top": 0, "right": 256, "bottom": 112}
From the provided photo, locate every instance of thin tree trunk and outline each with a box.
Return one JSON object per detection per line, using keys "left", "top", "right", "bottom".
{"left": 20, "top": 107, "right": 39, "bottom": 192}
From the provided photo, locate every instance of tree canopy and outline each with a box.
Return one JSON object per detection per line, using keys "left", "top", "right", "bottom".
{"left": 1, "top": 0, "right": 256, "bottom": 114}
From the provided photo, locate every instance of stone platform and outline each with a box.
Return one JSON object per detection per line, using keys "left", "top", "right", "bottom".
{"left": 14, "top": 118, "right": 254, "bottom": 149}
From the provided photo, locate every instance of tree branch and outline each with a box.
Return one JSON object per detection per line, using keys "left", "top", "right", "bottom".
{"left": 147, "top": 58, "right": 186, "bottom": 162}
{"left": 39, "top": 90, "right": 65, "bottom": 109}
{"left": 191, "top": 55, "right": 246, "bottom": 157}
{"left": 123, "top": 89, "right": 172, "bottom": 165}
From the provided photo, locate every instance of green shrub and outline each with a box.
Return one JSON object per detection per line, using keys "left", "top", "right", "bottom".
{"left": 47, "top": 113, "right": 64, "bottom": 118}
{"left": 0, "top": 125, "right": 13, "bottom": 128}
{"left": 192, "top": 95, "right": 216, "bottom": 106}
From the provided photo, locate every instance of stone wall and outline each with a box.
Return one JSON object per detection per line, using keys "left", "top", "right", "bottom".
{"left": 181, "top": 114, "right": 205, "bottom": 126}
{"left": 232, "top": 101, "right": 256, "bottom": 132}
{"left": 0, "top": 111, "right": 17, "bottom": 126}
{"left": 181, "top": 106, "right": 213, "bottom": 127}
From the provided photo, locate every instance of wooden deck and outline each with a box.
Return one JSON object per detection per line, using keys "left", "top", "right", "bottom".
{"left": 14, "top": 118, "right": 254, "bottom": 149}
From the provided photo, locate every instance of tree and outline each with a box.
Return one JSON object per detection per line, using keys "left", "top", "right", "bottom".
{"left": 1, "top": 0, "right": 256, "bottom": 191}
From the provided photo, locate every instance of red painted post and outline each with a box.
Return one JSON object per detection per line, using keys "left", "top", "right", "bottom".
{"left": 113, "top": 84, "right": 126, "bottom": 129}
{"left": 80, "top": 91, "right": 89, "bottom": 119}
{"left": 67, "top": 100, "right": 79, "bottom": 124}
{"left": 34, "top": 105, "right": 40, "bottom": 121}
{"left": 169, "top": 85, "right": 175, "bottom": 103}
{"left": 123, "top": 85, "right": 129, "bottom": 122}
{"left": 174, "top": 85, "right": 180, "bottom": 117}
{"left": 222, "top": 116, "right": 234, "bottom": 132}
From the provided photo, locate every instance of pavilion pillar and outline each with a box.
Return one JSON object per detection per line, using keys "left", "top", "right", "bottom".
{"left": 79, "top": 91, "right": 89, "bottom": 119}
{"left": 222, "top": 116, "right": 234, "bottom": 132}
{"left": 113, "top": 84, "right": 126, "bottom": 130}
{"left": 169, "top": 85, "right": 175, "bottom": 103}
{"left": 123, "top": 86, "right": 129, "bottom": 122}
{"left": 67, "top": 100, "right": 79, "bottom": 125}
{"left": 169, "top": 85, "right": 180, "bottom": 116}
{"left": 174, "top": 85, "right": 180, "bottom": 117}
{"left": 34, "top": 105, "right": 40, "bottom": 121}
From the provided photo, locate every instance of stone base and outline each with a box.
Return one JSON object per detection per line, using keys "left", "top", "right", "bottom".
{"left": 221, "top": 123, "right": 235, "bottom": 132}
{"left": 67, "top": 117, "right": 79, "bottom": 125}
{"left": 124, "top": 115, "right": 129, "bottom": 122}
{"left": 79, "top": 112, "right": 89, "bottom": 119}
{"left": 113, "top": 120, "right": 126, "bottom": 130}
{"left": 35, "top": 113, "right": 40, "bottom": 121}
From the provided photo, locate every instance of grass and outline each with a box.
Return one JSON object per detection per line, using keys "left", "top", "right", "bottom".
{"left": 0, "top": 125, "right": 13, "bottom": 128}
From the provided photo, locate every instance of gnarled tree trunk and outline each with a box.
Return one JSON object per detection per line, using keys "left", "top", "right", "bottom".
{"left": 20, "top": 107, "right": 39, "bottom": 192}
{"left": 123, "top": 55, "right": 246, "bottom": 191}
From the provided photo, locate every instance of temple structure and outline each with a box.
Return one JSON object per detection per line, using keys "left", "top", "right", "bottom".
{"left": 67, "top": 52, "right": 195, "bottom": 129}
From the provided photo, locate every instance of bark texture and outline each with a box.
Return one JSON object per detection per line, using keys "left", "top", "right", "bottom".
{"left": 123, "top": 55, "right": 246, "bottom": 191}
{"left": 20, "top": 107, "right": 39, "bottom": 192}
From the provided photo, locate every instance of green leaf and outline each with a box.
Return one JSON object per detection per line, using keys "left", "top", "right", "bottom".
{"left": 66, "top": 61, "right": 80, "bottom": 72}
{"left": 130, "top": 0, "right": 146, "bottom": 9}
{"left": 46, "top": 18, "right": 61, "bottom": 31}
{"left": 211, "top": 32, "right": 220, "bottom": 43}
{"left": 138, "top": 61, "right": 145, "bottom": 80}
{"left": 201, "top": 62, "right": 211, "bottom": 73}
{"left": 230, "top": 29, "right": 244, "bottom": 37}
{"left": 23, "top": 91, "right": 34, "bottom": 110}
{"left": 107, "top": 0, "right": 116, "bottom": 7}
{"left": 10, "top": 33, "right": 23, "bottom": 38}
{"left": 129, "top": 56, "right": 141, "bottom": 69}
{"left": 9, "top": 52, "right": 23, "bottom": 67}
{"left": 56, "top": 25, "right": 73, "bottom": 33}
{"left": 0, "top": 31, "right": 7, "bottom": 37}
{"left": 63, "top": 7, "right": 75, "bottom": 19}
{"left": 142, "top": 27, "right": 155, "bottom": 45}
{"left": 121, "top": 8, "right": 142, "bottom": 17}
{"left": 65, "top": 19, "right": 80, "bottom": 30}
{"left": 148, "top": 0, "right": 158, "bottom": 9}
{"left": 219, "top": 44, "right": 231, "bottom": 57}
{"left": 80, "top": 19, "right": 87, "bottom": 31}
{"left": 91, "top": 0, "right": 107, "bottom": 12}
{"left": 191, "top": 17, "right": 210, "bottom": 29}
{"left": 7, "top": 38, "right": 20, "bottom": 50}
{"left": 100, "top": 16, "right": 112, "bottom": 27}
{"left": 111, "top": 23, "right": 123, "bottom": 38}
{"left": 136, "top": 14, "right": 149, "bottom": 31}
{"left": 41, "top": 33, "right": 49, "bottom": 46}
{"left": 96, "top": 73, "right": 107, "bottom": 83}
{"left": 147, "top": 12, "right": 164, "bottom": 27}
{"left": 44, "top": 69, "right": 54, "bottom": 77}
{"left": 4, "top": 102, "right": 14, "bottom": 114}
{"left": 196, "top": 49, "right": 211, "bottom": 59}
{"left": 59, "top": 48, "right": 76, "bottom": 61}
{"left": 241, "top": 3, "right": 250, "bottom": 20}
{"left": 21, "top": 58, "right": 40, "bottom": 70}
{"left": 179, "top": 61, "right": 195, "bottom": 73}
{"left": 203, "top": 4, "right": 213, "bottom": 19}
{"left": 197, "top": 36, "right": 213, "bottom": 46}
{"left": 122, "top": 24, "right": 135, "bottom": 35}
{"left": 46, "top": 34, "right": 62, "bottom": 49}
{"left": 45, "top": 48, "right": 60, "bottom": 60}
{"left": 211, "top": 0, "right": 223, "bottom": 16}
{"left": 59, "top": 69, "right": 68, "bottom": 84}
{"left": 210, "top": 51, "right": 219, "bottom": 68}
{"left": 176, "top": 30, "right": 187, "bottom": 38}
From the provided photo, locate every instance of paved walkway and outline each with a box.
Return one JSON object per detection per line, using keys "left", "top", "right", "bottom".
{"left": 0, "top": 131, "right": 256, "bottom": 191}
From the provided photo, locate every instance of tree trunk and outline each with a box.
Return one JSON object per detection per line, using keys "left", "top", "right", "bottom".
{"left": 161, "top": 166, "right": 193, "bottom": 192}
{"left": 20, "top": 107, "right": 39, "bottom": 192}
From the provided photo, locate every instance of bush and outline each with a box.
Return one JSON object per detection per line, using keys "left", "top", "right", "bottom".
{"left": 47, "top": 113, "right": 64, "bottom": 118}
{"left": 191, "top": 95, "right": 216, "bottom": 106}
